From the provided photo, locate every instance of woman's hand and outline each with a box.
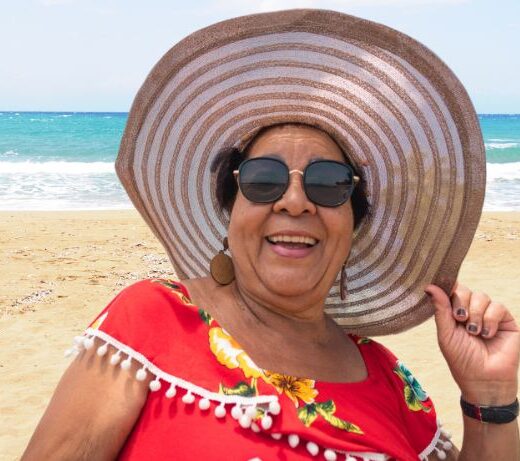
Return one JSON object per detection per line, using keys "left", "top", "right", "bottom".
{"left": 425, "top": 282, "right": 520, "bottom": 405}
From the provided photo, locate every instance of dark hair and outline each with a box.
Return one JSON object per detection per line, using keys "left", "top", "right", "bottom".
{"left": 210, "top": 146, "right": 371, "bottom": 231}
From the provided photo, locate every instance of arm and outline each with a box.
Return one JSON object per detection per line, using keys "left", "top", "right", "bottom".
{"left": 22, "top": 339, "right": 149, "bottom": 461}
{"left": 426, "top": 283, "right": 520, "bottom": 461}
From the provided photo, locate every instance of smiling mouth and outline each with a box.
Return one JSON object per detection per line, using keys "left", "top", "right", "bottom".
{"left": 265, "top": 234, "right": 318, "bottom": 249}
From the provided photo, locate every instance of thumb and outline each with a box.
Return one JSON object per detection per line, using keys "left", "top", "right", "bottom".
{"left": 424, "top": 284, "right": 456, "bottom": 336}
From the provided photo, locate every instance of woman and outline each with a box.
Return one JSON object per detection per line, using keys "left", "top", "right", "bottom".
{"left": 23, "top": 9, "right": 519, "bottom": 461}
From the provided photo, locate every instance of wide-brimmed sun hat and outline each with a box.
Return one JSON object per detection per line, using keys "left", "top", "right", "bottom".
{"left": 116, "top": 9, "right": 485, "bottom": 336}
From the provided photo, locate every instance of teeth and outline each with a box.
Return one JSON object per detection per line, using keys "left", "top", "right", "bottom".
{"left": 267, "top": 235, "right": 317, "bottom": 245}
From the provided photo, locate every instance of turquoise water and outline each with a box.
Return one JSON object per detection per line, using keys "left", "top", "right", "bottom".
{"left": 0, "top": 112, "right": 519, "bottom": 210}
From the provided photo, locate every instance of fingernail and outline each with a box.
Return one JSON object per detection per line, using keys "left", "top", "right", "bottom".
{"left": 456, "top": 308, "right": 467, "bottom": 317}
{"left": 481, "top": 327, "right": 490, "bottom": 337}
{"left": 467, "top": 323, "right": 479, "bottom": 333}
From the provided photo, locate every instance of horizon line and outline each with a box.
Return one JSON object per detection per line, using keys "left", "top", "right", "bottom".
{"left": 1, "top": 110, "right": 520, "bottom": 116}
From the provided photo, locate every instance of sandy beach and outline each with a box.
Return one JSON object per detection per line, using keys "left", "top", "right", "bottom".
{"left": 1, "top": 210, "right": 519, "bottom": 459}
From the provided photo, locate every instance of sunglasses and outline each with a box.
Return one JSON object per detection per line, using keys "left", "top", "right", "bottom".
{"left": 233, "top": 157, "right": 360, "bottom": 207}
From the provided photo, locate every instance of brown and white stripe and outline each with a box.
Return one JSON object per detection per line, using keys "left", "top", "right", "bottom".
{"left": 116, "top": 9, "right": 485, "bottom": 335}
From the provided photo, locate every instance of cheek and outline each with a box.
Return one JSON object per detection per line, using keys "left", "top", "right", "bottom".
{"left": 323, "top": 205, "right": 354, "bottom": 251}
{"left": 227, "top": 198, "right": 267, "bottom": 252}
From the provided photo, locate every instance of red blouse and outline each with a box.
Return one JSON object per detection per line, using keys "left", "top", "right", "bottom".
{"left": 69, "top": 279, "right": 451, "bottom": 460}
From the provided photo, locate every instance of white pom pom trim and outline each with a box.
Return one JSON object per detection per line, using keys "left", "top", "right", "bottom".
{"left": 306, "top": 441, "right": 319, "bottom": 456}
{"left": 110, "top": 351, "right": 121, "bottom": 365}
{"left": 288, "top": 434, "right": 300, "bottom": 448}
{"left": 214, "top": 404, "right": 226, "bottom": 418}
{"left": 199, "top": 398, "right": 210, "bottom": 410}
{"left": 165, "top": 384, "right": 177, "bottom": 399}
{"left": 97, "top": 343, "right": 108, "bottom": 356}
{"left": 324, "top": 449, "right": 337, "bottom": 461}
{"left": 68, "top": 329, "right": 429, "bottom": 461}
{"left": 149, "top": 378, "right": 161, "bottom": 392}
{"left": 136, "top": 367, "right": 147, "bottom": 381}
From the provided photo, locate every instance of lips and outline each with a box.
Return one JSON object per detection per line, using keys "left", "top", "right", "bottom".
{"left": 265, "top": 233, "right": 319, "bottom": 258}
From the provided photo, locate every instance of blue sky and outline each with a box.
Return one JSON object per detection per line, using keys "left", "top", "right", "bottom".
{"left": 2, "top": 0, "right": 519, "bottom": 113}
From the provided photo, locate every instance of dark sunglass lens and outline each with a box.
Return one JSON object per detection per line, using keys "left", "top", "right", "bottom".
{"left": 305, "top": 161, "right": 355, "bottom": 207}
{"left": 239, "top": 158, "right": 288, "bottom": 203}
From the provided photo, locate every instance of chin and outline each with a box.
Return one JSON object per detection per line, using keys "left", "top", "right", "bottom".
{"left": 260, "top": 269, "right": 323, "bottom": 298}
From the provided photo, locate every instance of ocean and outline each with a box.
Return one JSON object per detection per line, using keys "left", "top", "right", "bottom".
{"left": 0, "top": 112, "right": 519, "bottom": 211}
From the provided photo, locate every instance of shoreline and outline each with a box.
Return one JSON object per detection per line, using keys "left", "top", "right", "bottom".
{"left": 1, "top": 210, "right": 519, "bottom": 458}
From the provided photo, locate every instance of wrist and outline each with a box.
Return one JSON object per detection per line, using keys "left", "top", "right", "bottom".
{"left": 460, "top": 380, "right": 518, "bottom": 406}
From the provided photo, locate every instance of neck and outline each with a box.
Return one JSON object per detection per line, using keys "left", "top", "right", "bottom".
{"left": 230, "top": 278, "right": 334, "bottom": 345}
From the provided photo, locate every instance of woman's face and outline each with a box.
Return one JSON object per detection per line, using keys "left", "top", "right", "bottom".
{"left": 227, "top": 124, "right": 354, "bottom": 305}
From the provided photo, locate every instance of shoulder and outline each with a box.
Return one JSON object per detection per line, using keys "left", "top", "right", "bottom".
{"left": 89, "top": 278, "right": 196, "bottom": 328}
{"left": 84, "top": 279, "right": 203, "bottom": 358}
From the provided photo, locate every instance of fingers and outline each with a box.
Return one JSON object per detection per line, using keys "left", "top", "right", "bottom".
{"left": 464, "top": 291, "right": 491, "bottom": 335}
{"left": 444, "top": 281, "right": 511, "bottom": 338}
{"left": 481, "top": 302, "right": 509, "bottom": 337}
{"left": 450, "top": 284, "right": 472, "bottom": 322}
{"left": 424, "top": 284, "right": 456, "bottom": 336}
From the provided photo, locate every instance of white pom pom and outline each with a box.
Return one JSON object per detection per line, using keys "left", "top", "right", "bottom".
{"left": 231, "top": 404, "right": 243, "bottom": 420}
{"left": 120, "top": 357, "right": 132, "bottom": 370}
{"left": 346, "top": 456, "right": 357, "bottom": 461}
{"left": 324, "top": 449, "right": 337, "bottom": 461}
{"left": 74, "top": 336, "right": 84, "bottom": 347}
{"left": 442, "top": 440, "right": 453, "bottom": 451}
{"left": 440, "top": 428, "right": 452, "bottom": 439}
{"left": 269, "top": 400, "right": 281, "bottom": 415}
{"left": 271, "top": 433, "right": 282, "bottom": 440}
{"left": 436, "top": 449, "right": 447, "bottom": 460}
{"left": 83, "top": 337, "right": 94, "bottom": 350}
{"left": 199, "top": 398, "right": 210, "bottom": 410}
{"left": 245, "top": 406, "right": 257, "bottom": 418}
{"left": 149, "top": 379, "right": 161, "bottom": 392}
{"left": 135, "top": 368, "right": 147, "bottom": 381}
{"left": 110, "top": 352, "right": 121, "bottom": 365}
{"left": 96, "top": 343, "right": 108, "bottom": 356}
{"left": 261, "top": 415, "right": 273, "bottom": 430}
{"left": 214, "top": 404, "right": 226, "bottom": 418}
{"left": 288, "top": 434, "right": 299, "bottom": 448}
{"left": 239, "top": 414, "right": 252, "bottom": 429}
{"left": 250, "top": 422, "right": 260, "bottom": 433}
{"left": 182, "top": 392, "right": 195, "bottom": 404}
{"left": 165, "top": 384, "right": 177, "bottom": 399}
{"left": 306, "top": 441, "right": 319, "bottom": 456}
{"left": 64, "top": 348, "right": 74, "bottom": 358}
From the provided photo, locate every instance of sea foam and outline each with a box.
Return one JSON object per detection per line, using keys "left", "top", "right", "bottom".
{"left": 0, "top": 161, "right": 115, "bottom": 175}
{"left": 485, "top": 142, "right": 520, "bottom": 149}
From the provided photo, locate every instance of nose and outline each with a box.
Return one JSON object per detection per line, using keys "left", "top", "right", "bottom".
{"left": 272, "top": 171, "right": 317, "bottom": 216}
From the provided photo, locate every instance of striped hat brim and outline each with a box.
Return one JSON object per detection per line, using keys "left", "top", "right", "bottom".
{"left": 116, "top": 9, "right": 485, "bottom": 336}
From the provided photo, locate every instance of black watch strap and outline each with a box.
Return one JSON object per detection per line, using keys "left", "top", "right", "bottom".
{"left": 460, "top": 396, "right": 519, "bottom": 424}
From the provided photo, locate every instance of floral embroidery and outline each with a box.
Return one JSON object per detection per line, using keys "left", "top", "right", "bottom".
{"left": 199, "top": 309, "right": 213, "bottom": 326}
{"left": 219, "top": 379, "right": 259, "bottom": 397}
{"left": 263, "top": 372, "right": 318, "bottom": 407}
{"left": 393, "top": 361, "right": 432, "bottom": 413}
{"left": 298, "top": 401, "right": 364, "bottom": 434}
{"left": 204, "top": 309, "right": 364, "bottom": 434}
{"left": 356, "top": 337, "right": 372, "bottom": 344}
{"left": 209, "top": 327, "right": 264, "bottom": 379}
{"left": 154, "top": 279, "right": 364, "bottom": 435}
{"left": 153, "top": 279, "right": 194, "bottom": 306}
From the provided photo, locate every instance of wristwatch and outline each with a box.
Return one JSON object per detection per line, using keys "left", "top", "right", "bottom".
{"left": 460, "top": 396, "right": 519, "bottom": 424}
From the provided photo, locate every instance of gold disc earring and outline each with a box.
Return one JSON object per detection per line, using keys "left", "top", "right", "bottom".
{"left": 340, "top": 262, "right": 348, "bottom": 300}
{"left": 209, "top": 237, "right": 235, "bottom": 285}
